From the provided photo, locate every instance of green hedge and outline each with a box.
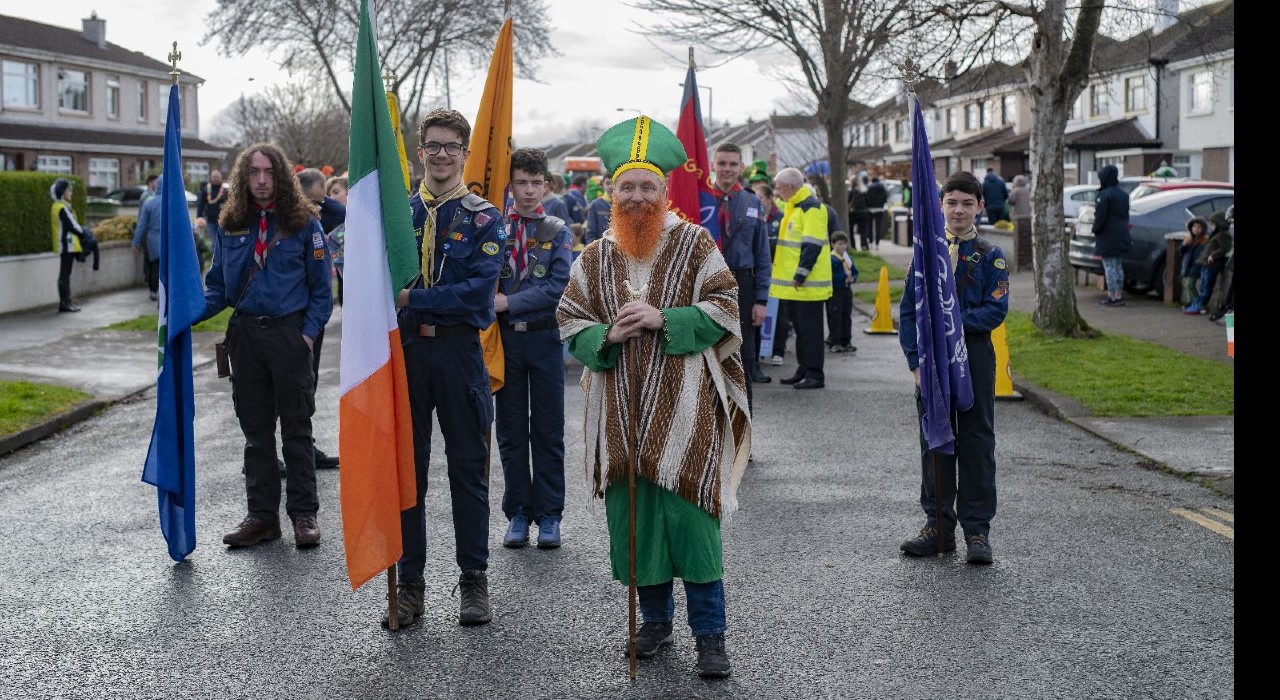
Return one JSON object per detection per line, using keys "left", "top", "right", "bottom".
{"left": 0, "top": 172, "right": 87, "bottom": 256}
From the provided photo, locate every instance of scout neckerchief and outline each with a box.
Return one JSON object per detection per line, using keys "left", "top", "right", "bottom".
{"left": 509, "top": 204, "right": 545, "bottom": 277}
{"left": 253, "top": 202, "right": 275, "bottom": 268}
{"left": 715, "top": 183, "right": 741, "bottom": 252}
{"left": 947, "top": 225, "right": 978, "bottom": 271}
{"left": 418, "top": 179, "right": 468, "bottom": 288}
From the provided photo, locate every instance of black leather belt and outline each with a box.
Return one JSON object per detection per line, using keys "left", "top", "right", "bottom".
{"left": 416, "top": 323, "right": 477, "bottom": 338}
{"left": 231, "top": 309, "right": 305, "bottom": 328}
{"left": 504, "top": 318, "right": 558, "bottom": 332}
{"left": 731, "top": 267, "right": 755, "bottom": 278}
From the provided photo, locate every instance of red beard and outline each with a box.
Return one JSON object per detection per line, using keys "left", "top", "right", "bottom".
{"left": 611, "top": 198, "right": 667, "bottom": 260}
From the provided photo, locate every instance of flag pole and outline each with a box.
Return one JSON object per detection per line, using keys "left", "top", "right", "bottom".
{"left": 901, "top": 58, "right": 947, "bottom": 556}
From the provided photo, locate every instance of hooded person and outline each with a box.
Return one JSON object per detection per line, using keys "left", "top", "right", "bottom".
{"left": 557, "top": 115, "right": 750, "bottom": 680}
{"left": 50, "top": 177, "right": 96, "bottom": 312}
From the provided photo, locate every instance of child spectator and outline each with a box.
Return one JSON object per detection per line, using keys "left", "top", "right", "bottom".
{"left": 1185, "top": 210, "right": 1232, "bottom": 315}
{"left": 1179, "top": 217, "right": 1209, "bottom": 306}
{"left": 569, "top": 223, "right": 585, "bottom": 259}
{"left": 826, "top": 231, "right": 857, "bottom": 353}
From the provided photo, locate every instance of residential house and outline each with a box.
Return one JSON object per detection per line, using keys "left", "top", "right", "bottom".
{"left": 0, "top": 12, "right": 223, "bottom": 194}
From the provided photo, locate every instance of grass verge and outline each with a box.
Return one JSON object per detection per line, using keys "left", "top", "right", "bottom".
{"left": 851, "top": 250, "right": 906, "bottom": 281}
{"left": 105, "top": 307, "right": 232, "bottom": 333}
{"left": 1004, "top": 310, "right": 1234, "bottom": 416}
{"left": 0, "top": 381, "right": 92, "bottom": 436}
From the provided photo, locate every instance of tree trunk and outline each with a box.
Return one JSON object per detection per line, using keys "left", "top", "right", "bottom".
{"left": 825, "top": 105, "right": 850, "bottom": 235}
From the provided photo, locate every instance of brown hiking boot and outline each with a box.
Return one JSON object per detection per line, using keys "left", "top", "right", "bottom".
{"left": 222, "top": 516, "right": 281, "bottom": 548}
{"left": 381, "top": 580, "right": 426, "bottom": 629}
{"left": 456, "top": 570, "right": 492, "bottom": 626}
{"left": 292, "top": 515, "right": 320, "bottom": 548}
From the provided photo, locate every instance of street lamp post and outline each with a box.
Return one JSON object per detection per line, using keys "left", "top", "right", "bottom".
{"left": 678, "top": 82, "right": 712, "bottom": 128}
{"left": 616, "top": 107, "right": 643, "bottom": 116}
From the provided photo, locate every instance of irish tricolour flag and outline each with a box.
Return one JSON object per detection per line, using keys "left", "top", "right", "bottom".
{"left": 339, "top": 0, "right": 418, "bottom": 591}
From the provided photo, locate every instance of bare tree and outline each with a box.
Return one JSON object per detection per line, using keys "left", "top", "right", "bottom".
{"left": 210, "top": 82, "right": 352, "bottom": 171}
{"left": 203, "top": 0, "right": 555, "bottom": 132}
{"left": 634, "top": 0, "right": 924, "bottom": 229}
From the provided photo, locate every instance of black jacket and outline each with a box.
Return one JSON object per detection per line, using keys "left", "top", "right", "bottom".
{"left": 1090, "top": 165, "right": 1131, "bottom": 257}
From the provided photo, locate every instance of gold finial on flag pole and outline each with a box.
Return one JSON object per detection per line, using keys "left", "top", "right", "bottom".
{"left": 168, "top": 42, "right": 182, "bottom": 85}
{"left": 688, "top": 46, "right": 696, "bottom": 70}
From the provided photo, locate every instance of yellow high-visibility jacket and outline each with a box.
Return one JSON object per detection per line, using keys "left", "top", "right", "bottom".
{"left": 51, "top": 200, "right": 84, "bottom": 255}
{"left": 768, "top": 185, "right": 832, "bottom": 302}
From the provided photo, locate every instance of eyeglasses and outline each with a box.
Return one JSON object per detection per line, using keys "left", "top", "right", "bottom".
{"left": 421, "top": 141, "right": 465, "bottom": 156}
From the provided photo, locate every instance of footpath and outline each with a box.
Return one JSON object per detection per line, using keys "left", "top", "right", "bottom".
{"left": 0, "top": 244, "right": 1233, "bottom": 496}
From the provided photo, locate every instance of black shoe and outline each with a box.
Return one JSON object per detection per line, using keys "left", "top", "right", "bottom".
{"left": 695, "top": 633, "right": 731, "bottom": 679}
{"left": 292, "top": 515, "right": 321, "bottom": 548}
{"left": 751, "top": 369, "right": 772, "bottom": 384}
{"left": 456, "top": 570, "right": 492, "bottom": 625}
{"left": 965, "top": 533, "right": 994, "bottom": 565}
{"left": 382, "top": 580, "right": 425, "bottom": 629}
{"left": 793, "top": 378, "right": 825, "bottom": 389}
{"left": 900, "top": 525, "right": 956, "bottom": 557}
{"left": 625, "top": 620, "right": 674, "bottom": 659}
{"left": 314, "top": 448, "right": 340, "bottom": 470}
{"left": 779, "top": 374, "right": 804, "bottom": 385}
{"left": 58, "top": 304, "right": 80, "bottom": 313}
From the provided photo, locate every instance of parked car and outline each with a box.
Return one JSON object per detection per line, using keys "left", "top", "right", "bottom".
{"left": 1128, "top": 179, "right": 1233, "bottom": 200}
{"left": 1063, "top": 184, "right": 1098, "bottom": 219}
{"left": 104, "top": 186, "right": 198, "bottom": 205}
{"left": 1068, "top": 188, "right": 1234, "bottom": 298}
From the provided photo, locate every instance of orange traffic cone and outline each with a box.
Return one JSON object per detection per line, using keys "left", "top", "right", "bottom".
{"left": 993, "top": 322, "right": 1023, "bottom": 400}
{"left": 864, "top": 265, "right": 897, "bottom": 334}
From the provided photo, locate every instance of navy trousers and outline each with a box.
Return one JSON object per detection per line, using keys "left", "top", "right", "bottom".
{"left": 494, "top": 325, "right": 566, "bottom": 524}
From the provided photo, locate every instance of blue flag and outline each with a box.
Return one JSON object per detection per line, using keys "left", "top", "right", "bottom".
{"left": 141, "top": 85, "right": 205, "bottom": 562}
{"left": 909, "top": 100, "right": 973, "bottom": 454}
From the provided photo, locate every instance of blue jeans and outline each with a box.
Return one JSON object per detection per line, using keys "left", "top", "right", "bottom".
{"left": 1101, "top": 256, "right": 1124, "bottom": 294}
{"left": 638, "top": 579, "right": 726, "bottom": 637}
{"left": 1195, "top": 266, "right": 1219, "bottom": 306}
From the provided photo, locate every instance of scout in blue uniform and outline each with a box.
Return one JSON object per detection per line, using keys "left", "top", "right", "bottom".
{"left": 563, "top": 175, "right": 589, "bottom": 226}
{"left": 711, "top": 143, "right": 773, "bottom": 410}
{"left": 584, "top": 177, "right": 612, "bottom": 245}
{"left": 897, "top": 170, "right": 1009, "bottom": 565}
{"left": 385, "top": 108, "right": 505, "bottom": 629}
{"left": 200, "top": 143, "right": 333, "bottom": 551}
{"left": 495, "top": 148, "right": 573, "bottom": 550}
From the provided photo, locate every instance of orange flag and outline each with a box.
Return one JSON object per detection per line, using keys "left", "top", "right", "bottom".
{"left": 463, "top": 9, "right": 514, "bottom": 394}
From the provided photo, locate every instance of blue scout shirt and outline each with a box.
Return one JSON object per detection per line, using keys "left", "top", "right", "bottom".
{"left": 714, "top": 186, "right": 773, "bottom": 304}
{"left": 563, "top": 187, "right": 588, "bottom": 225}
{"left": 584, "top": 196, "right": 611, "bottom": 245}
{"left": 541, "top": 194, "right": 571, "bottom": 223}
{"left": 201, "top": 211, "right": 334, "bottom": 340}
{"left": 402, "top": 192, "right": 506, "bottom": 330}
{"left": 499, "top": 209, "right": 573, "bottom": 324}
{"left": 898, "top": 235, "right": 1010, "bottom": 370}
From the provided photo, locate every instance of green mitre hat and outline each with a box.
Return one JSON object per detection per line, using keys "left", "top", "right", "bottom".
{"left": 595, "top": 116, "right": 687, "bottom": 181}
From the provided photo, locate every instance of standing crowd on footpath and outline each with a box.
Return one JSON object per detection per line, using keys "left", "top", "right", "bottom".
{"left": 50, "top": 94, "right": 1231, "bottom": 679}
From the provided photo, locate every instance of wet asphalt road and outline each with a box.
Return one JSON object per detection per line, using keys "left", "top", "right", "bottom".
{"left": 0, "top": 312, "right": 1233, "bottom": 700}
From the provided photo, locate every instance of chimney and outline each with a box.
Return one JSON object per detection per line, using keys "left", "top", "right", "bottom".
{"left": 1154, "top": 0, "right": 1178, "bottom": 33}
{"left": 82, "top": 12, "right": 106, "bottom": 49}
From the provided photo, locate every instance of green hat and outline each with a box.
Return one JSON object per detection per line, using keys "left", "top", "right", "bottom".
{"left": 595, "top": 116, "right": 687, "bottom": 181}
{"left": 747, "top": 160, "right": 772, "bottom": 184}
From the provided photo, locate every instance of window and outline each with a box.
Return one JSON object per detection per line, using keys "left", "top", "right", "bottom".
{"left": 1064, "top": 150, "right": 1078, "bottom": 166}
{"left": 1188, "top": 70, "right": 1213, "bottom": 114}
{"left": 36, "top": 155, "right": 73, "bottom": 173}
{"left": 980, "top": 99, "right": 993, "bottom": 128}
{"left": 160, "top": 88, "right": 169, "bottom": 124}
{"left": 186, "top": 161, "right": 209, "bottom": 185}
{"left": 2, "top": 60, "right": 39, "bottom": 109}
{"left": 946, "top": 108, "right": 956, "bottom": 134}
{"left": 965, "top": 103, "right": 978, "bottom": 130}
{"left": 1002, "top": 95, "right": 1017, "bottom": 125}
{"left": 137, "top": 80, "right": 148, "bottom": 121}
{"left": 970, "top": 157, "right": 988, "bottom": 173}
{"left": 1071, "top": 96, "right": 1083, "bottom": 120}
{"left": 1172, "top": 154, "right": 1192, "bottom": 178}
{"left": 58, "top": 68, "right": 89, "bottom": 112}
{"left": 895, "top": 119, "right": 905, "bottom": 142}
{"left": 106, "top": 76, "right": 120, "bottom": 118}
{"left": 89, "top": 158, "right": 119, "bottom": 190}
{"left": 863, "top": 125, "right": 871, "bottom": 145}
{"left": 881, "top": 123, "right": 889, "bottom": 143}
{"left": 1124, "top": 75, "right": 1147, "bottom": 112}
{"left": 1089, "top": 84, "right": 1108, "bottom": 117}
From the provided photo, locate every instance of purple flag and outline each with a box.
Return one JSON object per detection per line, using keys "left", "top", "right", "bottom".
{"left": 910, "top": 100, "right": 973, "bottom": 454}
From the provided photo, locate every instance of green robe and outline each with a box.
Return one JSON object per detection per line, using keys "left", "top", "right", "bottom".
{"left": 568, "top": 307, "right": 726, "bottom": 585}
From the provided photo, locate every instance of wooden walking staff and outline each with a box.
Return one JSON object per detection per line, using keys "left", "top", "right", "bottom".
{"left": 623, "top": 280, "right": 645, "bottom": 680}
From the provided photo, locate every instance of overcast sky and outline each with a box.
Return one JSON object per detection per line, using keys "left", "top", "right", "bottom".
{"left": 20, "top": 0, "right": 815, "bottom": 147}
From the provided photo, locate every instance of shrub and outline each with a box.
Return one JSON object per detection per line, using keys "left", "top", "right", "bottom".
{"left": 0, "top": 172, "right": 87, "bottom": 256}
{"left": 93, "top": 215, "right": 138, "bottom": 243}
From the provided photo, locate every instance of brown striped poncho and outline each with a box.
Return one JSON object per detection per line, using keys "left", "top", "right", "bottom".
{"left": 557, "top": 216, "right": 751, "bottom": 519}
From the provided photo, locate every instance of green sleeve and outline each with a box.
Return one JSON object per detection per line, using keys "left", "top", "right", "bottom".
{"left": 660, "top": 306, "right": 727, "bottom": 356}
{"left": 566, "top": 323, "right": 623, "bottom": 371}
